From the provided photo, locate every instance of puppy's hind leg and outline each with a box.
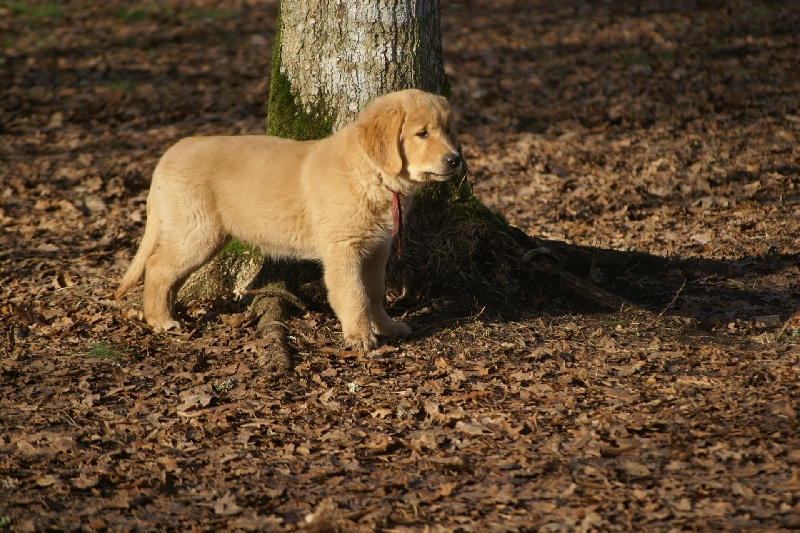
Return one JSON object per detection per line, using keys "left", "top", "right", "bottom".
{"left": 142, "top": 232, "right": 225, "bottom": 332}
{"left": 142, "top": 251, "right": 183, "bottom": 332}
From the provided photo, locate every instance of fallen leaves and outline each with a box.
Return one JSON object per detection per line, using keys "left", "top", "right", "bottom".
{"left": 3, "top": 0, "right": 800, "bottom": 531}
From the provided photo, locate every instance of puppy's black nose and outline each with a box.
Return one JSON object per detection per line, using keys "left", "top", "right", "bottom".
{"left": 446, "top": 154, "right": 464, "bottom": 170}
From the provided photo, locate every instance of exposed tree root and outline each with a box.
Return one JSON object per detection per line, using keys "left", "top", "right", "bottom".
{"left": 179, "top": 255, "right": 302, "bottom": 373}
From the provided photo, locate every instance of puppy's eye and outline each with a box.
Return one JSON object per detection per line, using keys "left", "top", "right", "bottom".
{"left": 416, "top": 129, "right": 428, "bottom": 138}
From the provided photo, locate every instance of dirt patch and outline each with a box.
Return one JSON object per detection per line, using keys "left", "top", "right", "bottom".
{"left": 2, "top": 0, "right": 800, "bottom": 530}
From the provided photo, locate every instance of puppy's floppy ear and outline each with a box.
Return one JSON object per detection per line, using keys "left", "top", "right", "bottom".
{"left": 356, "top": 101, "right": 405, "bottom": 177}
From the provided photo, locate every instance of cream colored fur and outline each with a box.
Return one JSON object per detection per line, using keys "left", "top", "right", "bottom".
{"left": 115, "top": 89, "right": 464, "bottom": 352}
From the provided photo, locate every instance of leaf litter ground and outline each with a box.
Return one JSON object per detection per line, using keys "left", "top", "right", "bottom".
{"left": 2, "top": 0, "right": 800, "bottom": 531}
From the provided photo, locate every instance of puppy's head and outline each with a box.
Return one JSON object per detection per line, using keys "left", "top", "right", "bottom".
{"left": 356, "top": 89, "right": 465, "bottom": 185}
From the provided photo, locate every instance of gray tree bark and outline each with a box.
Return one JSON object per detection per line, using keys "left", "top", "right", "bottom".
{"left": 267, "top": 0, "right": 448, "bottom": 139}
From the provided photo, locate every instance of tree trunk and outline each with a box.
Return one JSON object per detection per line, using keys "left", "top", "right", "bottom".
{"left": 267, "top": 0, "right": 448, "bottom": 138}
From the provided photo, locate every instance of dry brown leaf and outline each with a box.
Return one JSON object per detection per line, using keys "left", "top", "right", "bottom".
{"left": 214, "top": 491, "right": 242, "bottom": 516}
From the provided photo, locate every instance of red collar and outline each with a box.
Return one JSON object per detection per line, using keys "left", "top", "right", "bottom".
{"left": 386, "top": 187, "right": 403, "bottom": 258}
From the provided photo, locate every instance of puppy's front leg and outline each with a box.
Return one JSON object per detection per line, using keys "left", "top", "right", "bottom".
{"left": 363, "top": 243, "right": 411, "bottom": 338}
{"left": 323, "top": 248, "right": 377, "bottom": 352}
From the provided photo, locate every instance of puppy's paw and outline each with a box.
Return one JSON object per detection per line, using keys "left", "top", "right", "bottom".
{"left": 344, "top": 330, "right": 378, "bottom": 354}
{"left": 374, "top": 319, "right": 412, "bottom": 338}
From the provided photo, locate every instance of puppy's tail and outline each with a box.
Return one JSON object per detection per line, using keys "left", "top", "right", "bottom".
{"left": 115, "top": 200, "right": 157, "bottom": 305}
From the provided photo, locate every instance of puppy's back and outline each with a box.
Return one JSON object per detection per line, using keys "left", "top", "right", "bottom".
{"left": 152, "top": 135, "right": 321, "bottom": 259}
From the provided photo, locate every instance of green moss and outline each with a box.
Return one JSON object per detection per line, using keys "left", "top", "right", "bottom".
{"left": 184, "top": 7, "right": 238, "bottom": 20}
{"left": 106, "top": 80, "right": 134, "bottom": 92}
{"left": 266, "top": 11, "right": 335, "bottom": 141}
{"left": 3, "top": 1, "right": 62, "bottom": 19}
{"left": 84, "top": 342, "right": 125, "bottom": 362}
{"left": 415, "top": 176, "right": 509, "bottom": 231}
{"left": 221, "top": 238, "right": 258, "bottom": 257}
{"left": 4, "top": 0, "right": 62, "bottom": 28}
{"left": 116, "top": 7, "right": 150, "bottom": 21}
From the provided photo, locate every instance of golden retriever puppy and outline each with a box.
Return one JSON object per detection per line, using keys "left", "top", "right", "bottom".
{"left": 116, "top": 89, "right": 464, "bottom": 352}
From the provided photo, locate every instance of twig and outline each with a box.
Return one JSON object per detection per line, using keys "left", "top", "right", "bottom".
{"left": 410, "top": 307, "right": 485, "bottom": 337}
{"left": 587, "top": 247, "right": 599, "bottom": 282}
{"left": 655, "top": 277, "right": 687, "bottom": 323}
